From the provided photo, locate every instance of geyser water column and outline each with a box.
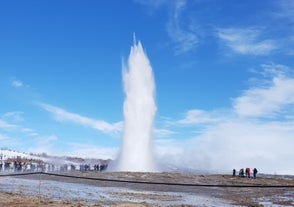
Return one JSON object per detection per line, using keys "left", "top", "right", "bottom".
{"left": 117, "top": 38, "right": 157, "bottom": 172}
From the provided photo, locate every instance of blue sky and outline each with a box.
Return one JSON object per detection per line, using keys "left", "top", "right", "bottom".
{"left": 1, "top": 0, "right": 294, "bottom": 174}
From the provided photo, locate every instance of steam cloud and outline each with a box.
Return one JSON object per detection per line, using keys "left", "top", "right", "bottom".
{"left": 116, "top": 38, "right": 157, "bottom": 172}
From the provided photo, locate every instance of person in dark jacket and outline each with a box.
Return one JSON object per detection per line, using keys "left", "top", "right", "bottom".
{"left": 253, "top": 168, "right": 258, "bottom": 179}
{"left": 239, "top": 168, "right": 244, "bottom": 177}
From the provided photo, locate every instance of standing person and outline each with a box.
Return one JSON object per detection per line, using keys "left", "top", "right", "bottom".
{"left": 239, "top": 168, "right": 244, "bottom": 177}
{"left": 233, "top": 169, "right": 236, "bottom": 176}
{"left": 253, "top": 168, "right": 258, "bottom": 179}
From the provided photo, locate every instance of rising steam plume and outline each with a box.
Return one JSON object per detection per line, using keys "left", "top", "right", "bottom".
{"left": 116, "top": 36, "right": 157, "bottom": 172}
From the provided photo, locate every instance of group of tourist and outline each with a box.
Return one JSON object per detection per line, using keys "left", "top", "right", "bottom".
{"left": 0, "top": 160, "right": 45, "bottom": 172}
{"left": 232, "top": 168, "right": 258, "bottom": 179}
{"left": 0, "top": 159, "right": 108, "bottom": 173}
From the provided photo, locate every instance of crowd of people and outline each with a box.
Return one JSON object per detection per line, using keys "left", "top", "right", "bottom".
{"left": 232, "top": 168, "right": 258, "bottom": 178}
{"left": 0, "top": 157, "right": 108, "bottom": 173}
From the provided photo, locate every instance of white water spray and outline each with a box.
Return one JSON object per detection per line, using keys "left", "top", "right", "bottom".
{"left": 117, "top": 37, "right": 157, "bottom": 172}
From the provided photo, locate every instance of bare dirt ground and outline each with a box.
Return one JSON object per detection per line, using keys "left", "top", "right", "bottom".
{"left": 0, "top": 191, "right": 146, "bottom": 207}
{"left": 0, "top": 172, "right": 293, "bottom": 206}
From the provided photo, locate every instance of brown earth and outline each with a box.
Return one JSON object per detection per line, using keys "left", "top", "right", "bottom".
{"left": 0, "top": 172, "right": 293, "bottom": 206}
{"left": 0, "top": 191, "right": 148, "bottom": 207}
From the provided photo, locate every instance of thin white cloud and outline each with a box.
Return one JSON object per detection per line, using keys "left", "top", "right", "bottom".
{"left": 0, "top": 133, "right": 19, "bottom": 147}
{"left": 233, "top": 64, "right": 294, "bottom": 117}
{"left": 135, "top": 0, "right": 199, "bottom": 55}
{"left": 217, "top": 28, "right": 277, "bottom": 55}
{"left": 274, "top": 1, "right": 294, "bottom": 56}
{"left": 133, "top": 0, "right": 167, "bottom": 9}
{"left": 11, "top": 80, "right": 23, "bottom": 88}
{"left": 166, "top": 0, "right": 198, "bottom": 55}
{"left": 40, "top": 103, "right": 122, "bottom": 134}
{"left": 0, "top": 115, "right": 59, "bottom": 154}
{"left": 0, "top": 133, "right": 10, "bottom": 141}
{"left": 62, "top": 142, "right": 118, "bottom": 160}
{"left": 2, "top": 111, "right": 24, "bottom": 122}
{"left": 0, "top": 120, "right": 19, "bottom": 130}
{"left": 178, "top": 109, "right": 225, "bottom": 125}
{"left": 153, "top": 128, "right": 176, "bottom": 137}
{"left": 276, "top": 0, "right": 294, "bottom": 21}
{"left": 28, "top": 134, "right": 59, "bottom": 154}
{"left": 0, "top": 115, "right": 38, "bottom": 137}
{"left": 9, "top": 77, "right": 30, "bottom": 88}
{"left": 37, "top": 134, "right": 58, "bottom": 142}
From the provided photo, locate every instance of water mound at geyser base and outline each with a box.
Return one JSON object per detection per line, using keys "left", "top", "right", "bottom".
{"left": 115, "top": 39, "right": 157, "bottom": 172}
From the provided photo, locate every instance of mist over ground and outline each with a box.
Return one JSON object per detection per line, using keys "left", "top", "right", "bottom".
{"left": 154, "top": 65, "right": 294, "bottom": 175}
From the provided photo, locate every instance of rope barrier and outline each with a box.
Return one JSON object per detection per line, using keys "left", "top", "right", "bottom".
{"left": 0, "top": 171, "right": 293, "bottom": 188}
{"left": 0, "top": 172, "right": 40, "bottom": 177}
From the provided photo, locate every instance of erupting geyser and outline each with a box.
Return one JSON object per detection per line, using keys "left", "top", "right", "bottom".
{"left": 116, "top": 37, "right": 157, "bottom": 172}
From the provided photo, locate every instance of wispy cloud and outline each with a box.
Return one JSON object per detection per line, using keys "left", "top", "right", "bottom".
{"left": 28, "top": 134, "right": 59, "bottom": 154}
{"left": 0, "top": 133, "right": 20, "bottom": 147}
{"left": 62, "top": 142, "right": 118, "bottom": 159}
{"left": 0, "top": 114, "right": 59, "bottom": 154}
{"left": 178, "top": 109, "right": 226, "bottom": 125}
{"left": 9, "top": 77, "right": 29, "bottom": 88}
{"left": 0, "top": 113, "right": 38, "bottom": 136}
{"left": 166, "top": 0, "right": 198, "bottom": 55}
{"left": 0, "top": 134, "right": 8, "bottom": 141}
{"left": 233, "top": 64, "right": 294, "bottom": 117}
{"left": 11, "top": 80, "right": 23, "bottom": 88}
{"left": 217, "top": 28, "right": 277, "bottom": 55}
{"left": 153, "top": 128, "right": 176, "bottom": 137}
{"left": 135, "top": 0, "right": 199, "bottom": 55}
{"left": 133, "top": 0, "right": 167, "bottom": 9}
{"left": 0, "top": 120, "right": 19, "bottom": 131}
{"left": 276, "top": 0, "right": 294, "bottom": 21}
{"left": 39, "top": 103, "right": 122, "bottom": 134}
{"left": 2, "top": 111, "right": 24, "bottom": 122}
{"left": 274, "top": 0, "right": 294, "bottom": 55}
